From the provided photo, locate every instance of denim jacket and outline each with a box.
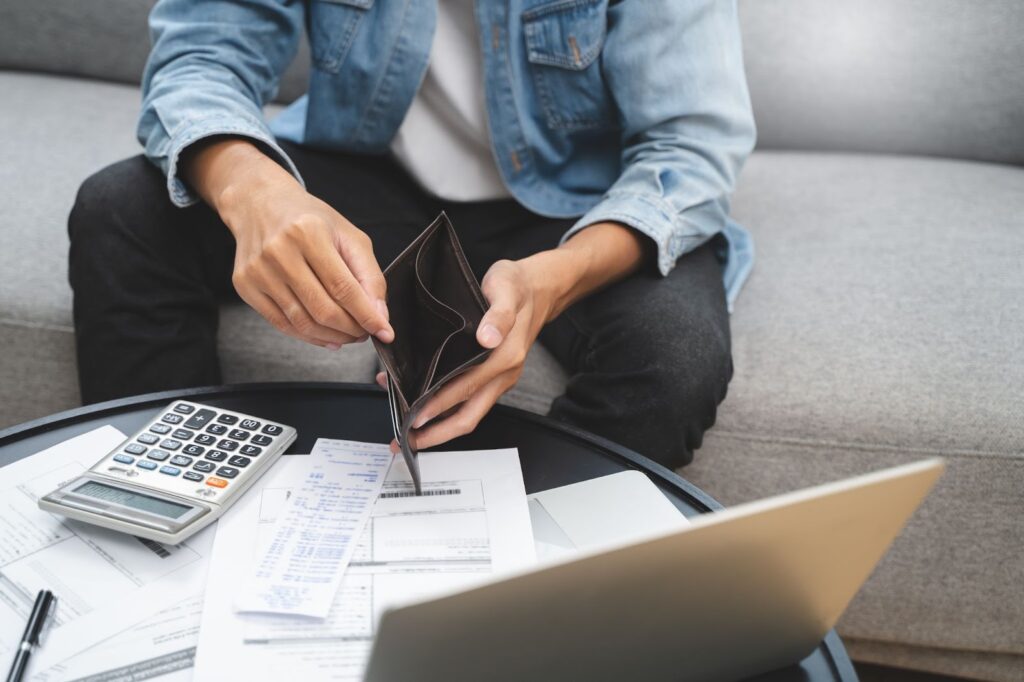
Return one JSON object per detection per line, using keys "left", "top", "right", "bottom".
{"left": 139, "top": 0, "right": 756, "bottom": 308}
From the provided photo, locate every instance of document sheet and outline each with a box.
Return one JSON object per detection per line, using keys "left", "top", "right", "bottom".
{"left": 236, "top": 439, "right": 391, "bottom": 618}
{"left": 33, "top": 596, "right": 202, "bottom": 682}
{"left": 194, "top": 441, "right": 535, "bottom": 681}
{"left": 0, "top": 427, "right": 215, "bottom": 676}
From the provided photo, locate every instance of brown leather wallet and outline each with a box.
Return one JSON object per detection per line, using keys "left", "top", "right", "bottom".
{"left": 371, "top": 213, "right": 491, "bottom": 494}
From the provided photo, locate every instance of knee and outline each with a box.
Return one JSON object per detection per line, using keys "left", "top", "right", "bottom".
{"left": 70, "top": 156, "right": 148, "bottom": 239}
{"left": 635, "top": 313, "right": 733, "bottom": 465}
{"left": 69, "top": 156, "right": 159, "bottom": 275}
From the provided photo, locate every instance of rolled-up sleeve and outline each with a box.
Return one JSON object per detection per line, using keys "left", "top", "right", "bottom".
{"left": 137, "top": 0, "right": 306, "bottom": 207}
{"left": 561, "top": 0, "right": 756, "bottom": 276}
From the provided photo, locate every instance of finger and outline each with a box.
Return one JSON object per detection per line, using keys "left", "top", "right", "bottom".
{"left": 477, "top": 265, "right": 525, "bottom": 349}
{"left": 288, "top": 257, "right": 366, "bottom": 338}
{"left": 310, "top": 229, "right": 394, "bottom": 342}
{"left": 411, "top": 362, "right": 494, "bottom": 428}
{"left": 238, "top": 285, "right": 340, "bottom": 348}
{"left": 375, "top": 371, "right": 387, "bottom": 389}
{"left": 254, "top": 271, "right": 360, "bottom": 346}
{"left": 413, "top": 379, "right": 505, "bottom": 450}
{"left": 336, "top": 229, "right": 388, "bottom": 305}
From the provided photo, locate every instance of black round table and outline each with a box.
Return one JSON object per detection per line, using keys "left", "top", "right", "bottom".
{"left": 0, "top": 383, "right": 856, "bottom": 681}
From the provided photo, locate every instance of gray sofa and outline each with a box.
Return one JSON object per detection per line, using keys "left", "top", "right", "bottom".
{"left": 2, "top": 1, "right": 1022, "bottom": 679}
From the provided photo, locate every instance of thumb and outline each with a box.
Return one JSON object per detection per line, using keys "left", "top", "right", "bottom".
{"left": 477, "top": 264, "right": 523, "bottom": 349}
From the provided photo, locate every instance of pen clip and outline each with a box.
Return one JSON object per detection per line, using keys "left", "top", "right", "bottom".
{"left": 37, "top": 594, "right": 58, "bottom": 647}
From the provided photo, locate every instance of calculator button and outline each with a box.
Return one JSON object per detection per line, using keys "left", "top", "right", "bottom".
{"left": 194, "top": 433, "right": 217, "bottom": 446}
{"left": 137, "top": 433, "right": 159, "bottom": 445}
{"left": 228, "top": 429, "right": 250, "bottom": 441}
{"left": 215, "top": 467, "right": 239, "bottom": 479}
{"left": 239, "top": 445, "right": 262, "bottom": 457}
{"left": 113, "top": 454, "right": 134, "bottom": 464}
{"left": 183, "top": 444, "right": 206, "bottom": 457}
{"left": 160, "top": 439, "right": 182, "bottom": 451}
{"left": 205, "top": 424, "right": 227, "bottom": 436}
{"left": 146, "top": 449, "right": 170, "bottom": 462}
{"left": 261, "top": 424, "right": 283, "bottom": 436}
{"left": 239, "top": 419, "right": 261, "bottom": 431}
{"left": 173, "top": 403, "right": 196, "bottom": 414}
{"left": 193, "top": 461, "right": 215, "bottom": 473}
{"left": 216, "top": 414, "right": 239, "bottom": 425}
{"left": 137, "top": 460, "right": 158, "bottom": 470}
{"left": 206, "top": 477, "right": 229, "bottom": 488}
{"left": 159, "top": 466, "right": 181, "bottom": 476}
{"left": 217, "top": 439, "right": 239, "bottom": 451}
{"left": 184, "top": 408, "right": 217, "bottom": 430}
{"left": 170, "top": 455, "right": 193, "bottom": 467}
{"left": 251, "top": 434, "right": 273, "bottom": 447}
{"left": 204, "top": 449, "right": 228, "bottom": 462}
{"left": 227, "top": 455, "right": 251, "bottom": 468}
{"left": 149, "top": 423, "right": 172, "bottom": 435}
{"left": 183, "top": 471, "right": 204, "bottom": 482}
{"left": 161, "top": 413, "right": 184, "bottom": 424}
{"left": 172, "top": 428, "right": 195, "bottom": 440}
{"left": 124, "top": 443, "right": 147, "bottom": 455}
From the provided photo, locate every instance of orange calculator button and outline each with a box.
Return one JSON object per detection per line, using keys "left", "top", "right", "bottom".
{"left": 206, "top": 477, "right": 228, "bottom": 488}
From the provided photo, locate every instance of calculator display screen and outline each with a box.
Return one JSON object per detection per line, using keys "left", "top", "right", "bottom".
{"left": 73, "top": 480, "right": 193, "bottom": 519}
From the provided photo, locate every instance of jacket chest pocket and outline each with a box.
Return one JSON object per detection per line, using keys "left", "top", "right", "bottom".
{"left": 522, "top": 0, "right": 616, "bottom": 132}
{"left": 309, "top": 0, "right": 374, "bottom": 73}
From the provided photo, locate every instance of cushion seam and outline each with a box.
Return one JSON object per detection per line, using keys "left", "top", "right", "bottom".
{"left": 843, "top": 634, "right": 1024, "bottom": 660}
{"left": 0, "top": 317, "right": 74, "bottom": 334}
{"left": 706, "top": 429, "right": 1022, "bottom": 461}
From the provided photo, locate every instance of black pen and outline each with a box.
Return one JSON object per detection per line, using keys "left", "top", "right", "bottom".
{"left": 5, "top": 590, "right": 56, "bottom": 682}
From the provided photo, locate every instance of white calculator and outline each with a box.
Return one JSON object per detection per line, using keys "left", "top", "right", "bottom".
{"left": 38, "top": 400, "right": 297, "bottom": 544}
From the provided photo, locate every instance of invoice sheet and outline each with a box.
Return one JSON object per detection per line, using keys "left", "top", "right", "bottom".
{"left": 194, "top": 443, "right": 535, "bottom": 682}
{"left": 235, "top": 439, "right": 392, "bottom": 618}
{"left": 32, "top": 595, "right": 203, "bottom": 682}
{"left": 0, "top": 426, "right": 215, "bottom": 675}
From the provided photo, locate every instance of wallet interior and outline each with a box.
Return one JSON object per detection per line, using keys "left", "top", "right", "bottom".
{"left": 376, "top": 214, "right": 489, "bottom": 412}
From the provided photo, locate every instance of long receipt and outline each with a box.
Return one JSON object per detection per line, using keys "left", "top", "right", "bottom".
{"left": 194, "top": 442, "right": 536, "bottom": 681}
{"left": 235, "top": 440, "right": 392, "bottom": 618}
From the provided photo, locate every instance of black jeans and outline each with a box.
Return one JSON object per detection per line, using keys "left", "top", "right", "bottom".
{"left": 68, "top": 142, "right": 732, "bottom": 469}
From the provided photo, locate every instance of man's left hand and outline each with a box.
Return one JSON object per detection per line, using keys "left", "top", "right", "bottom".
{"left": 376, "top": 255, "right": 556, "bottom": 452}
{"left": 375, "top": 221, "right": 646, "bottom": 453}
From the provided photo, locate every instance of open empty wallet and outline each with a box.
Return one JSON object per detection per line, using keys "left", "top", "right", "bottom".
{"left": 371, "top": 213, "right": 492, "bottom": 494}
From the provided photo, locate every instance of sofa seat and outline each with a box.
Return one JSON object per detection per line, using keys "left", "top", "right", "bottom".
{"left": 687, "top": 152, "right": 1024, "bottom": 679}
{"left": 2, "top": 70, "right": 1022, "bottom": 680}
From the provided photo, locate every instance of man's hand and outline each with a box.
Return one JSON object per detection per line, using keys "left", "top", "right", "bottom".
{"left": 376, "top": 221, "right": 648, "bottom": 452}
{"left": 185, "top": 139, "right": 394, "bottom": 348}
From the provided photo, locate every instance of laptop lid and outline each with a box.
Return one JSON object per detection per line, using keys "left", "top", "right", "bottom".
{"left": 364, "top": 458, "right": 943, "bottom": 682}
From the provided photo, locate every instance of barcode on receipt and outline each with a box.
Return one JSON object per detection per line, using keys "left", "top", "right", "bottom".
{"left": 380, "top": 488, "right": 462, "bottom": 499}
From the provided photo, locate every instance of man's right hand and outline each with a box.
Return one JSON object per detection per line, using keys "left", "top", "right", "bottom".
{"left": 184, "top": 139, "right": 394, "bottom": 349}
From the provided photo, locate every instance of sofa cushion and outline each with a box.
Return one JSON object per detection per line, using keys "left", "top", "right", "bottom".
{"left": 739, "top": 0, "right": 1024, "bottom": 166}
{"left": 0, "top": 0, "right": 310, "bottom": 105}
{"left": 716, "top": 152, "right": 1024, "bottom": 456}
{"left": 684, "top": 151, "right": 1024, "bottom": 671}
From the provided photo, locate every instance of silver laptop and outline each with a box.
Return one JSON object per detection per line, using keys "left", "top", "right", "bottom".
{"left": 363, "top": 458, "right": 943, "bottom": 682}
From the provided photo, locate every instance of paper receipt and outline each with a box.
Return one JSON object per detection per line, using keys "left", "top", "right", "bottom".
{"left": 234, "top": 440, "right": 393, "bottom": 618}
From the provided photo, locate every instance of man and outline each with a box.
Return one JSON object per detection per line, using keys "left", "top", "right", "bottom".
{"left": 69, "top": 0, "right": 755, "bottom": 470}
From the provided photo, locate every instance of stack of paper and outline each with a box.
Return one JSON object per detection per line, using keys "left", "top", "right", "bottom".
{"left": 194, "top": 440, "right": 536, "bottom": 681}
{"left": 9, "top": 431, "right": 535, "bottom": 681}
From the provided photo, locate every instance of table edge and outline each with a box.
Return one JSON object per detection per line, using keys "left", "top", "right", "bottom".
{"left": 0, "top": 381, "right": 854, "bottom": 679}
{"left": 0, "top": 382, "right": 722, "bottom": 513}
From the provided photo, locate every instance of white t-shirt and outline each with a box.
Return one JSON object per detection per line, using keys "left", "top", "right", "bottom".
{"left": 390, "top": 0, "right": 511, "bottom": 202}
